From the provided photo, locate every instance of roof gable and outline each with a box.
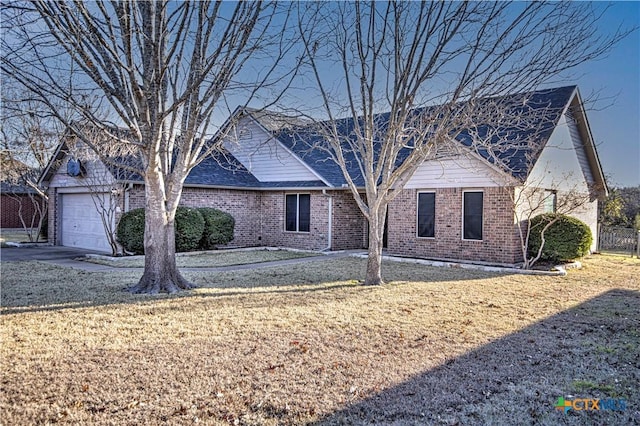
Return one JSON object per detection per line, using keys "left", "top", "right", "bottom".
{"left": 261, "top": 86, "right": 580, "bottom": 186}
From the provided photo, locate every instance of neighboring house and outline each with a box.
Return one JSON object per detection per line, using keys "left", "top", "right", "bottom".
{"left": 0, "top": 181, "right": 44, "bottom": 229}
{"left": 39, "top": 85, "right": 607, "bottom": 265}
{"left": 0, "top": 154, "right": 45, "bottom": 230}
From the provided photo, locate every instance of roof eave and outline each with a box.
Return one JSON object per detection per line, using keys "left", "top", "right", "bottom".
{"left": 570, "top": 89, "right": 609, "bottom": 199}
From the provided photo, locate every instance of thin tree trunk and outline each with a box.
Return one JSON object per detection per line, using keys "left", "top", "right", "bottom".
{"left": 364, "top": 206, "right": 385, "bottom": 285}
{"left": 128, "top": 174, "right": 193, "bottom": 294}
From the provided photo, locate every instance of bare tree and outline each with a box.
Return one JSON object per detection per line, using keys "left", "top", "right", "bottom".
{"left": 296, "top": 2, "right": 628, "bottom": 285}
{"left": 2, "top": 1, "right": 297, "bottom": 293}
{"left": 512, "top": 175, "right": 593, "bottom": 269}
{"left": 0, "top": 91, "right": 59, "bottom": 241}
{"left": 61, "top": 135, "right": 137, "bottom": 256}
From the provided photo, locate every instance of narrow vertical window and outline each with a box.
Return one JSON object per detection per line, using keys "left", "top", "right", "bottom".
{"left": 417, "top": 192, "right": 435, "bottom": 238}
{"left": 285, "top": 194, "right": 297, "bottom": 231}
{"left": 544, "top": 190, "right": 557, "bottom": 213}
{"left": 463, "top": 191, "right": 483, "bottom": 240}
{"left": 285, "top": 194, "right": 311, "bottom": 232}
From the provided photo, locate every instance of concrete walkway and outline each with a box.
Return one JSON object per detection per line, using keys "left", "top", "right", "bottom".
{"left": 37, "top": 250, "right": 363, "bottom": 273}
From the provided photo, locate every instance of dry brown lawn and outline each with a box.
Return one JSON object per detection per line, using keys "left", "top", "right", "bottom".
{"left": 1, "top": 254, "right": 638, "bottom": 425}
{"left": 82, "top": 249, "right": 318, "bottom": 268}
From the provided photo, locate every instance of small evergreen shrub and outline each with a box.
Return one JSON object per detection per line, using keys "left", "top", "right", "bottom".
{"left": 528, "top": 213, "right": 593, "bottom": 262}
{"left": 116, "top": 206, "right": 206, "bottom": 254}
{"left": 116, "top": 208, "right": 145, "bottom": 254}
{"left": 197, "top": 207, "right": 235, "bottom": 250}
{"left": 174, "top": 207, "right": 205, "bottom": 253}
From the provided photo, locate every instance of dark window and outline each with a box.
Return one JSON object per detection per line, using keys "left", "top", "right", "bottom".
{"left": 417, "top": 192, "right": 435, "bottom": 238}
{"left": 463, "top": 191, "right": 483, "bottom": 240}
{"left": 285, "top": 194, "right": 310, "bottom": 232}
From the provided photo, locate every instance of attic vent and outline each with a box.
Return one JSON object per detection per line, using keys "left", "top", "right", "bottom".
{"left": 238, "top": 127, "right": 252, "bottom": 140}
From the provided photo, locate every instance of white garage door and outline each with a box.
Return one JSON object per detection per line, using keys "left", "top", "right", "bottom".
{"left": 61, "top": 193, "right": 113, "bottom": 252}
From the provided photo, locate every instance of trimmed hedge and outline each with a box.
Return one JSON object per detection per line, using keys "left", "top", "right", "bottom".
{"left": 116, "top": 207, "right": 206, "bottom": 254}
{"left": 528, "top": 213, "right": 592, "bottom": 262}
{"left": 197, "top": 207, "right": 235, "bottom": 250}
{"left": 174, "top": 207, "right": 205, "bottom": 253}
{"left": 116, "top": 208, "right": 145, "bottom": 254}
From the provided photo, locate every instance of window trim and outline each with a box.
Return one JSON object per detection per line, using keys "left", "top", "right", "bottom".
{"left": 284, "top": 193, "right": 311, "bottom": 233}
{"left": 461, "top": 190, "right": 484, "bottom": 241}
{"left": 416, "top": 190, "right": 436, "bottom": 239}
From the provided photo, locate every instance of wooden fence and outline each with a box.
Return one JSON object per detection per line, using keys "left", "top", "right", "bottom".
{"left": 598, "top": 225, "right": 640, "bottom": 257}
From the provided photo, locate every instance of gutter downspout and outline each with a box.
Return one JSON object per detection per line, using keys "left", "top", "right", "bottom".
{"left": 123, "top": 182, "right": 134, "bottom": 212}
{"left": 322, "top": 189, "right": 332, "bottom": 251}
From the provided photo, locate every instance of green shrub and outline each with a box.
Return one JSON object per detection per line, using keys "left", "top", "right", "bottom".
{"left": 197, "top": 207, "right": 235, "bottom": 250}
{"left": 174, "top": 207, "right": 205, "bottom": 253}
{"left": 116, "top": 208, "right": 145, "bottom": 254}
{"left": 528, "top": 213, "right": 593, "bottom": 262}
{"left": 116, "top": 206, "right": 206, "bottom": 254}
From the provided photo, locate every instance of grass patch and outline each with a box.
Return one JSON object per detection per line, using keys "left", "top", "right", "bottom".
{"left": 1, "top": 254, "right": 638, "bottom": 425}
{"left": 572, "top": 380, "right": 615, "bottom": 395}
{"left": 0, "top": 228, "right": 44, "bottom": 245}
{"left": 82, "top": 248, "right": 318, "bottom": 268}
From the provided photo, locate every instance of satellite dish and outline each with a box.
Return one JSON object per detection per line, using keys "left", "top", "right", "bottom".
{"left": 67, "top": 158, "right": 85, "bottom": 177}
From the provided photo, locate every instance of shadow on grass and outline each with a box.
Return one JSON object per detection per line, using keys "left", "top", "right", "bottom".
{"left": 314, "top": 289, "right": 640, "bottom": 426}
{"left": 0, "top": 257, "right": 510, "bottom": 314}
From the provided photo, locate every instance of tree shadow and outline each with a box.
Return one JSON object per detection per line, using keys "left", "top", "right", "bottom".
{"left": 314, "top": 289, "right": 640, "bottom": 425}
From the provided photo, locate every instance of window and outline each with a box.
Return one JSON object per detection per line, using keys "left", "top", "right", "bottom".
{"left": 544, "top": 190, "right": 557, "bottom": 213}
{"left": 285, "top": 194, "right": 310, "bottom": 232}
{"left": 463, "top": 191, "right": 483, "bottom": 240}
{"left": 238, "top": 127, "right": 252, "bottom": 140}
{"left": 417, "top": 192, "right": 435, "bottom": 238}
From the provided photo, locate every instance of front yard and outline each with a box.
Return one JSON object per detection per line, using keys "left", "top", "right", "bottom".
{"left": 1, "top": 254, "right": 638, "bottom": 425}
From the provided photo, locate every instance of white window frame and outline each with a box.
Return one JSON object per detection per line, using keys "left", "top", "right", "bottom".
{"left": 462, "top": 189, "right": 484, "bottom": 241}
{"left": 416, "top": 190, "right": 436, "bottom": 239}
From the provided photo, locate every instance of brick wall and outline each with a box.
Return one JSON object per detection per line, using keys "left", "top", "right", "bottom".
{"left": 388, "top": 187, "right": 522, "bottom": 264}
{"left": 127, "top": 186, "right": 263, "bottom": 248}
{"left": 331, "top": 190, "right": 367, "bottom": 250}
{"left": 1, "top": 194, "right": 44, "bottom": 229}
{"left": 129, "top": 187, "right": 368, "bottom": 251}
{"left": 260, "top": 191, "right": 330, "bottom": 250}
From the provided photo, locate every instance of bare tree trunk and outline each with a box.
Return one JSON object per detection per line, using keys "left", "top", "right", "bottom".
{"left": 364, "top": 205, "right": 386, "bottom": 285}
{"left": 128, "top": 174, "right": 193, "bottom": 294}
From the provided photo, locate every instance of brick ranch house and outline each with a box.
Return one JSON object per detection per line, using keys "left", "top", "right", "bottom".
{"left": 40, "top": 86, "right": 607, "bottom": 265}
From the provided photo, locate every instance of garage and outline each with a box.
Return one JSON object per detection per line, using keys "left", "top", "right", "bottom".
{"left": 61, "top": 193, "right": 114, "bottom": 252}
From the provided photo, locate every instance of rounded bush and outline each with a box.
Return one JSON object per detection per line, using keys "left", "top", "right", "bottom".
{"left": 528, "top": 213, "right": 593, "bottom": 262}
{"left": 197, "top": 207, "right": 235, "bottom": 250}
{"left": 116, "top": 207, "right": 206, "bottom": 254}
{"left": 174, "top": 206, "right": 205, "bottom": 253}
{"left": 116, "top": 208, "right": 145, "bottom": 254}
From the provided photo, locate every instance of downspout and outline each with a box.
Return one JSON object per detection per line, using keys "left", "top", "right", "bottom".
{"left": 123, "top": 182, "right": 134, "bottom": 212}
{"left": 322, "top": 189, "right": 333, "bottom": 251}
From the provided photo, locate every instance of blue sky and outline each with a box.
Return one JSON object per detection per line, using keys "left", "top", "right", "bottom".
{"left": 573, "top": 2, "right": 639, "bottom": 187}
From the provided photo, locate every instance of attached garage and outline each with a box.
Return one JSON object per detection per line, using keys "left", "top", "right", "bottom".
{"left": 60, "top": 193, "right": 113, "bottom": 252}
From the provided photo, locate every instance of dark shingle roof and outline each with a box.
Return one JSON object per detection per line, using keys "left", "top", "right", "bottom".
{"left": 42, "top": 86, "right": 577, "bottom": 190}
{"left": 263, "top": 86, "right": 577, "bottom": 185}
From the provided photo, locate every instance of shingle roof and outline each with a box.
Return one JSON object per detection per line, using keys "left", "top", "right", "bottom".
{"left": 41, "top": 86, "right": 579, "bottom": 190}
{"left": 261, "top": 86, "right": 577, "bottom": 186}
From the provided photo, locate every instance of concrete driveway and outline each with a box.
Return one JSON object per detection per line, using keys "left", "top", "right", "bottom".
{"left": 0, "top": 245, "right": 107, "bottom": 262}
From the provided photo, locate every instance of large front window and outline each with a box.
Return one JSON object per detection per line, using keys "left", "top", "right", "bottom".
{"left": 285, "top": 194, "right": 310, "bottom": 232}
{"left": 463, "top": 191, "right": 483, "bottom": 240}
